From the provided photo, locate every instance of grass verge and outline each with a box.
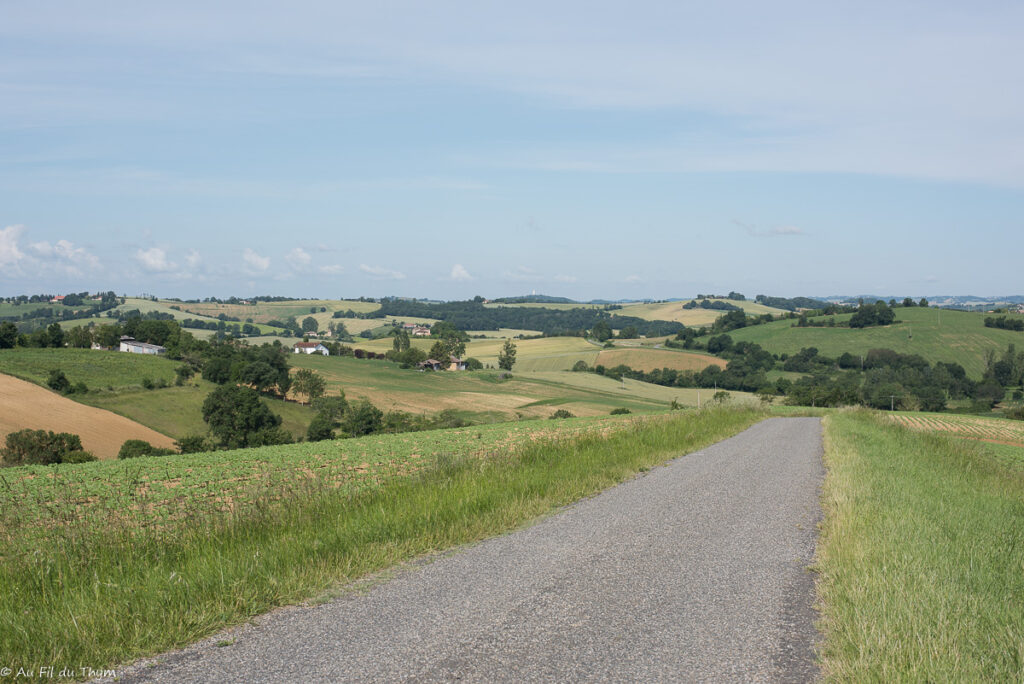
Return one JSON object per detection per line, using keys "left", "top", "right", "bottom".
{"left": 0, "top": 406, "right": 762, "bottom": 675}
{"left": 817, "top": 409, "right": 1024, "bottom": 681}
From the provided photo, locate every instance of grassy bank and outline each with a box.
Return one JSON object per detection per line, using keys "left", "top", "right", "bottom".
{"left": 817, "top": 410, "right": 1024, "bottom": 680}
{"left": 0, "top": 406, "right": 762, "bottom": 674}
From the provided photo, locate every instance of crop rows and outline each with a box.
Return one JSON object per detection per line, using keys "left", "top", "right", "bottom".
{"left": 892, "top": 414, "right": 1024, "bottom": 445}
{"left": 0, "top": 414, "right": 647, "bottom": 555}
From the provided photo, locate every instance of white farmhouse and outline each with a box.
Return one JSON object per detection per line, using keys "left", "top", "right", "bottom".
{"left": 292, "top": 341, "right": 329, "bottom": 356}
{"left": 119, "top": 336, "right": 166, "bottom": 355}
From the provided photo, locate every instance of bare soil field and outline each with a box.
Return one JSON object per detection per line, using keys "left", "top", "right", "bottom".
{"left": 0, "top": 374, "right": 177, "bottom": 460}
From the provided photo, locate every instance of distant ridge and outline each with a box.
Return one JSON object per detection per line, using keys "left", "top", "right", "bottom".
{"left": 490, "top": 294, "right": 578, "bottom": 304}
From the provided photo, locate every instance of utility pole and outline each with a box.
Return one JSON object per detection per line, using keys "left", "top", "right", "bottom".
{"left": 890, "top": 395, "right": 897, "bottom": 411}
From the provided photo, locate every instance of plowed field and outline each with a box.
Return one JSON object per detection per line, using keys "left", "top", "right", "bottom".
{"left": 0, "top": 374, "right": 177, "bottom": 459}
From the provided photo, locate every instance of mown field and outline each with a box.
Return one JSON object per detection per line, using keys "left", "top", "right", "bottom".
{"left": 351, "top": 335, "right": 602, "bottom": 372}
{"left": 0, "top": 406, "right": 763, "bottom": 674}
{"left": 617, "top": 299, "right": 788, "bottom": 327}
{"left": 818, "top": 410, "right": 1024, "bottom": 680}
{"left": 594, "top": 347, "right": 726, "bottom": 372}
{"left": 169, "top": 299, "right": 379, "bottom": 326}
{"left": 290, "top": 354, "right": 738, "bottom": 419}
{"left": 891, "top": 412, "right": 1024, "bottom": 447}
{"left": 722, "top": 307, "right": 1022, "bottom": 378}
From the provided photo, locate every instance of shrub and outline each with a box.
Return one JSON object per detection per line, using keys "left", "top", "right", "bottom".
{"left": 62, "top": 450, "right": 98, "bottom": 464}
{"left": 72, "top": 381, "right": 88, "bottom": 395}
{"left": 572, "top": 360, "right": 590, "bottom": 372}
{"left": 2, "top": 429, "right": 84, "bottom": 466}
{"left": 712, "top": 390, "right": 732, "bottom": 404}
{"left": 550, "top": 409, "right": 575, "bottom": 419}
{"left": 1006, "top": 405, "right": 1024, "bottom": 421}
{"left": 343, "top": 400, "right": 384, "bottom": 437}
{"left": 307, "top": 411, "right": 336, "bottom": 442}
{"left": 610, "top": 407, "right": 631, "bottom": 415}
{"left": 175, "top": 435, "right": 211, "bottom": 454}
{"left": 464, "top": 357, "right": 483, "bottom": 371}
{"left": 433, "top": 409, "right": 468, "bottom": 429}
{"left": 118, "top": 439, "right": 175, "bottom": 459}
{"left": 46, "top": 369, "right": 71, "bottom": 393}
{"left": 141, "top": 377, "right": 155, "bottom": 390}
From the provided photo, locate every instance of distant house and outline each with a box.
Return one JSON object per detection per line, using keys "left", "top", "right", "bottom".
{"left": 119, "top": 336, "right": 166, "bottom": 355}
{"left": 418, "top": 359, "right": 443, "bottom": 371}
{"left": 292, "top": 341, "right": 329, "bottom": 356}
{"left": 449, "top": 356, "right": 468, "bottom": 371}
{"left": 412, "top": 325, "right": 431, "bottom": 337}
{"left": 49, "top": 295, "right": 65, "bottom": 304}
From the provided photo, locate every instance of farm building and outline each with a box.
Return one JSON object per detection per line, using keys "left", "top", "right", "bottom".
{"left": 418, "top": 359, "right": 443, "bottom": 371}
{"left": 118, "top": 336, "right": 166, "bottom": 355}
{"left": 412, "top": 325, "right": 431, "bottom": 336}
{"left": 292, "top": 341, "right": 329, "bottom": 356}
{"left": 449, "top": 356, "right": 468, "bottom": 371}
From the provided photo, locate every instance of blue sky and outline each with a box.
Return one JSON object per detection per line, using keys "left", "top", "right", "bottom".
{"left": 2, "top": 1, "right": 1022, "bottom": 300}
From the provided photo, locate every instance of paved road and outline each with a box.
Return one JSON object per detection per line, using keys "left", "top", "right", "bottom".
{"left": 114, "top": 417, "right": 824, "bottom": 683}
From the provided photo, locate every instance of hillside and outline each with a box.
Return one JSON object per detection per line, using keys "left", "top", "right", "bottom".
{"left": 720, "top": 307, "right": 1024, "bottom": 378}
{"left": 0, "top": 374, "right": 177, "bottom": 459}
{"left": 617, "top": 299, "right": 789, "bottom": 327}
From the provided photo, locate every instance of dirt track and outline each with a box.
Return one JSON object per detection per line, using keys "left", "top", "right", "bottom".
{"left": 0, "top": 374, "right": 177, "bottom": 459}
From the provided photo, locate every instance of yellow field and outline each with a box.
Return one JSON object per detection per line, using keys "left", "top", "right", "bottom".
{"left": 350, "top": 335, "right": 601, "bottom": 371}
{"left": 518, "top": 371, "right": 756, "bottom": 407}
{"left": 0, "top": 374, "right": 177, "bottom": 459}
{"left": 595, "top": 348, "right": 726, "bottom": 372}
{"left": 167, "top": 299, "right": 380, "bottom": 324}
{"left": 892, "top": 413, "right": 1024, "bottom": 447}
{"left": 617, "top": 300, "right": 788, "bottom": 327}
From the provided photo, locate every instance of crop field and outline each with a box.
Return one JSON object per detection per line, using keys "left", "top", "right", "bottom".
{"left": 168, "top": 299, "right": 380, "bottom": 324}
{"left": 891, "top": 412, "right": 1024, "bottom": 447}
{"left": 617, "top": 300, "right": 788, "bottom": 327}
{"left": 0, "top": 374, "right": 178, "bottom": 459}
{"left": 0, "top": 347, "right": 180, "bottom": 390}
{"left": 0, "top": 414, "right": 644, "bottom": 553}
{"left": 722, "top": 307, "right": 1021, "bottom": 379}
{"left": 350, "top": 335, "right": 602, "bottom": 371}
{"left": 595, "top": 348, "right": 726, "bottom": 372}
{"left": 517, "top": 371, "right": 756, "bottom": 408}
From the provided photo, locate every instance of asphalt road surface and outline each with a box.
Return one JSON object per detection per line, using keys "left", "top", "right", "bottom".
{"left": 113, "top": 417, "right": 824, "bottom": 683}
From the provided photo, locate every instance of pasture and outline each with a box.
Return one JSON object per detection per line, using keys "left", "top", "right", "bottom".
{"left": 350, "top": 335, "right": 602, "bottom": 371}
{"left": 0, "top": 374, "right": 177, "bottom": 459}
{"left": 722, "top": 307, "right": 1022, "bottom": 378}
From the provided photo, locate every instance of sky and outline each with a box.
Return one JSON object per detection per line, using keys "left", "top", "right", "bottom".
{"left": 2, "top": 1, "right": 1022, "bottom": 300}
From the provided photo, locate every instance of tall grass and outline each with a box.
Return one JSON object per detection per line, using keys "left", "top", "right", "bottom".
{"left": 817, "top": 410, "right": 1024, "bottom": 681}
{"left": 0, "top": 406, "right": 761, "bottom": 673}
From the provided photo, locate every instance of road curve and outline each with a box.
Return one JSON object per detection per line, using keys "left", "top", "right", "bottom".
{"left": 114, "top": 417, "right": 824, "bottom": 683}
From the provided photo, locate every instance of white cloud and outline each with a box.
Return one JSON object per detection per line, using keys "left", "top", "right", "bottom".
{"left": 285, "top": 247, "right": 312, "bottom": 271}
{"left": 0, "top": 225, "right": 27, "bottom": 270}
{"left": 449, "top": 264, "right": 473, "bottom": 281}
{"left": 243, "top": 248, "right": 271, "bottom": 273}
{"left": 554, "top": 274, "right": 577, "bottom": 283}
{"left": 135, "top": 247, "right": 175, "bottom": 272}
{"left": 359, "top": 263, "right": 405, "bottom": 280}
{"left": 318, "top": 264, "right": 344, "bottom": 275}
{"left": 185, "top": 248, "right": 202, "bottom": 268}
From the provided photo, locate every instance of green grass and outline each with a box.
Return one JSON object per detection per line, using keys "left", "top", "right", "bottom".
{"left": 0, "top": 347, "right": 179, "bottom": 390}
{"left": 0, "top": 406, "right": 763, "bottom": 673}
{"left": 722, "top": 307, "right": 1022, "bottom": 379}
{"left": 817, "top": 409, "right": 1024, "bottom": 681}
{"left": 79, "top": 380, "right": 313, "bottom": 440}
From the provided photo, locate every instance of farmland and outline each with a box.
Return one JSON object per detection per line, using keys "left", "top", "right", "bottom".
{"left": 594, "top": 347, "right": 726, "bottom": 372}
{"left": 618, "top": 299, "right": 788, "bottom": 327}
{"left": 0, "top": 374, "right": 177, "bottom": 459}
{"left": 350, "top": 335, "right": 602, "bottom": 371}
{"left": 168, "top": 298, "right": 379, "bottom": 325}
{"left": 721, "top": 306, "right": 1022, "bottom": 378}
{"left": 0, "top": 406, "right": 762, "bottom": 674}
{"left": 0, "top": 347, "right": 179, "bottom": 390}
{"left": 891, "top": 412, "right": 1024, "bottom": 447}
{"left": 290, "top": 353, "right": 745, "bottom": 418}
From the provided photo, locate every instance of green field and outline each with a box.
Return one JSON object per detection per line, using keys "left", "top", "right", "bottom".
{"left": 721, "top": 307, "right": 1022, "bottom": 378}
{"left": 0, "top": 406, "right": 762, "bottom": 674}
{"left": 0, "top": 347, "right": 180, "bottom": 389}
{"left": 79, "top": 380, "right": 314, "bottom": 440}
{"left": 818, "top": 410, "right": 1024, "bottom": 680}
{"left": 169, "top": 299, "right": 380, "bottom": 325}
{"left": 349, "top": 335, "right": 602, "bottom": 371}
{"left": 0, "top": 301, "right": 65, "bottom": 318}
{"left": 290, "top": 353, "right": 732, "bottom": 418}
